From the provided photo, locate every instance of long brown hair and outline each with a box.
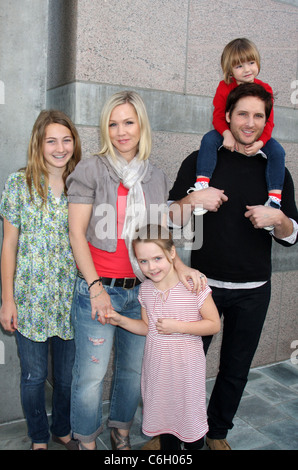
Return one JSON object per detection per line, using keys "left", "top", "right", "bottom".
{"left": 25, "top": 109, "right": 81, "bottom": 204}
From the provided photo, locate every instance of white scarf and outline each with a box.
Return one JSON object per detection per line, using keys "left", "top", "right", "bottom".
{"left": 106, "top": 153, "right": 149, "bottom": 281}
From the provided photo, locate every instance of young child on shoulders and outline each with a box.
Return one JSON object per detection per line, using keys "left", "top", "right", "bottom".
{"left": 191, "top": 37, "right": 285, "bottom": 223}
{"left": 106, "top": 224, "right": 220, "bottom": 450}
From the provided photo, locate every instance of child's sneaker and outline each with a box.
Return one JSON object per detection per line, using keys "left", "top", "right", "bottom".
{"left": 263, "top": 197, "right": 281, "bottom": 231}
{"left": 187, "top": 181, "right": 209, "bottom": 216}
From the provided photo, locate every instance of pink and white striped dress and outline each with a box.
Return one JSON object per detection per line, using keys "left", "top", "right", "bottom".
{"left": 138, "top": 280, "right": 211, "bottom": 442}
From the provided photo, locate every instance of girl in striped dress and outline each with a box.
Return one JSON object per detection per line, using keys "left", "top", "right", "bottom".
{"left": 106, "top": 224, "right": 220, "bottom": 450}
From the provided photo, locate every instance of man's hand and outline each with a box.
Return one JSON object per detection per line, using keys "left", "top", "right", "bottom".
{"left": 245, "top": 205, "right": 294, "bottom": 239}
{"left": 189, "top": 187, "right": 228, "bottom": 213}
{"left": 169, "top": 187, "right": 228, "bottom": 228}
{"left": 245, "top": 205, "right": 278, "bottom": 229}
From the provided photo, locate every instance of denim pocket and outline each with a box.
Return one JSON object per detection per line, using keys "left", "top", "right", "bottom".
{"left": 76, "top": 276, "right": 90, "bottom": 297}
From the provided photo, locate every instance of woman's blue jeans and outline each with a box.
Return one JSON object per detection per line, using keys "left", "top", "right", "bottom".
{"left": 70, "top": 276, "right": 145, "bottom": 443}
{"left": 15, "top": 331, "right": 75, "bottom": 444}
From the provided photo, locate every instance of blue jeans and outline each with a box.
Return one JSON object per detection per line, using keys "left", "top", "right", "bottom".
{"left": 70, "top": 276, "right": 145, "bottom": 443}
{"left": 15, "top": 331, "right": 75, "bottom": 444}
{"left": 196, "top": 129, "right": 285, "bottom": 191}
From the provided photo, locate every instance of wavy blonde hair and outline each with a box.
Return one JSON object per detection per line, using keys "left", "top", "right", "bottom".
{"left": 25, "top": 110, "right": 81, "bottom": 204}
{"left": 98, "top": 90, "right": 152, "bottom": 161}
{"left": 221, "top": 38, "right": 261, "bottom": 84}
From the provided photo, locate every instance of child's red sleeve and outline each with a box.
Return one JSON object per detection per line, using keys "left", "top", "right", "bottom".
{"left": 257, "top": 80, "right": 275, "bottom": 146}
{"left": 212, "top": 81, "right": 233, "bottom": 135}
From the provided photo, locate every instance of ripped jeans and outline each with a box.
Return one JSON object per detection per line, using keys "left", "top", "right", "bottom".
{"left": 70, "top": 276, "right": 145, "bottom": 443}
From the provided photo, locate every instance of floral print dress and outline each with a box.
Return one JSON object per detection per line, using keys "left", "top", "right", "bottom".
{"left": 0, "top": 171, "right": 76, "bottom": 341}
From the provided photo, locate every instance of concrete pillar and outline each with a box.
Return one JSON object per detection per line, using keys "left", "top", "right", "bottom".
{"left": 0, "top": 0, "right": 48, "bottom": 423}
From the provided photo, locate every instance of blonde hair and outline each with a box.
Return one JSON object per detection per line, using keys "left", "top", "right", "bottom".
{"left": 221, "top": 38, "right": 261, "bottom": 84}
{"left": 133, "top": 224, "right": 175, "bottom": 263}
{"left": 98, "top": 90, "right": 152, "bottom": 161}
{"left": 25, "top": 110, "right": 81, "bottom": 205}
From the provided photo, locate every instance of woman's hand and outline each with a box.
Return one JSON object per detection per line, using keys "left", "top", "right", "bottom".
{"left": 89, "top": 284, "right": 114, "bottom": 324}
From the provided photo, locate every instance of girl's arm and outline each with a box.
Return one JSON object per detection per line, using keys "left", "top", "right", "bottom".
{"left": 212, "top": 81, "right": 231, "bottom": 136}
{"left": 156, "top": 293, "right": 220, "bottom": 336}
{"left": 0, "top": 218, "right": 19, "bottom": 332}
{"left": 105, "top": 306, "right": 149, "bottom": 336}
{"left": 68, "top": 202, "right": 114, "bottom": 324}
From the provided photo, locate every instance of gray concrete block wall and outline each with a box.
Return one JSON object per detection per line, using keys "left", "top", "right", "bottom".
{"left": 0, "top": 0, "right": 49, "bottom": 423}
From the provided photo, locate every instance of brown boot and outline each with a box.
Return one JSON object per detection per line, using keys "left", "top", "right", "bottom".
{"left": 206, "top": 437, "right": 231, "bottom": 450}
{"left": 141, "top": 436, "right": 161, "bottom": 450}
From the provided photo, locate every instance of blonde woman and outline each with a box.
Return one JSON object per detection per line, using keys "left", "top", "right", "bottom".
{"left": 0, "top": 110, "right": 81, "bottom": 449}
{"left": 67, "top": 90, "right": 205, "bottom": 450}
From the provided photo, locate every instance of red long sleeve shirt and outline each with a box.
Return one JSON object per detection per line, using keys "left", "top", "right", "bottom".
{"left": 212, "top": 78, "right": 274, "bottom": 146}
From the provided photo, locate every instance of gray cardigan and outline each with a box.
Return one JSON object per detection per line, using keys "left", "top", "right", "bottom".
{"left": 66, "top": 155, "right": 169, "bottom": 252}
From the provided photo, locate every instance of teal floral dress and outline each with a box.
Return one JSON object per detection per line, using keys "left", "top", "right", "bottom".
{"left": 0, "top": 171, "right": 76, "bottom": 342}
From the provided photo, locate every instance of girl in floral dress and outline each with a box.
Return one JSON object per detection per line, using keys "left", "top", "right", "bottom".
{"left": 106, "top": 224, "right": 220, "bottom": 450}
{"left": 0, "top": 110, "right": 81, "bottom": 450}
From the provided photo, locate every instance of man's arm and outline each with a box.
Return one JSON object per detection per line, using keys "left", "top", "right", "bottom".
{"left": 169, "top": 188, "right": 228, "bottom": 226}
{"left": 245, "top": 205, "right": 295, "bottom": 239}
{"left": 245, "top": 168, "right": 298, "bottom": 244}
{"left": 168, "top": 151, "right": 228, "bottom": 226}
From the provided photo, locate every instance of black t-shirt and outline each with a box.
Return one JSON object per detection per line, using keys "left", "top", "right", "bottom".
{"left": 169, "top": 148, "right": 298, "bottom": 282}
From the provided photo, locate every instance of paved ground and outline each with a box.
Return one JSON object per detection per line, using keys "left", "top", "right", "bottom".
{"left": 0, "top": 359, "right": 297, "bottom": 451}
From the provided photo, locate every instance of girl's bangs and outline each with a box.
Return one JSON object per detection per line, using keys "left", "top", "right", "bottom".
{"left": 231, "top": 50, "right": 257, "bottom": 67}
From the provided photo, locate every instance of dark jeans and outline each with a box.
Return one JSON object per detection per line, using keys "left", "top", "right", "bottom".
{"left": 16, "top": 331, "right": 75, "bottom": 444}
{"left": 203, "top": 281, "right": 271, "bottom": 439}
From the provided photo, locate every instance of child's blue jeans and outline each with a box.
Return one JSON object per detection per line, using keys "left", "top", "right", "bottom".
{"left": 16, "top": 331, "right": 75, "bottom": 444}
{"left": 196, "top": 129, "right": 285, "bottom": 191}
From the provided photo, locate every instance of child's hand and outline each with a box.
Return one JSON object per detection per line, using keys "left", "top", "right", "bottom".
{"left": 156, "top": 318, "right": 180, "bottom": 335}
{"left": 222, "top": 130, "right": 238, "bottom": 152}
{"left": 105, "top": 310, "right": 122, "bottom": 326}
{"left": 244, "top": 140, "right": 263, "bottom": 156}
{"left": 0, "top": 301, "right": 18, "bottom": 333}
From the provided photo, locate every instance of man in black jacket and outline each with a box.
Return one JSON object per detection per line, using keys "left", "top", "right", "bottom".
{"left": 168, "top": 83, "right": 298, "bottom": 450}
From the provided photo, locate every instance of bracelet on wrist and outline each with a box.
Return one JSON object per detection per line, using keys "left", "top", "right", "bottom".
{"left": 90, "top": 286, "right": 104, "bottom": 299}
{"left": 88, "top": 277, "right": 102, "bottom": 291}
